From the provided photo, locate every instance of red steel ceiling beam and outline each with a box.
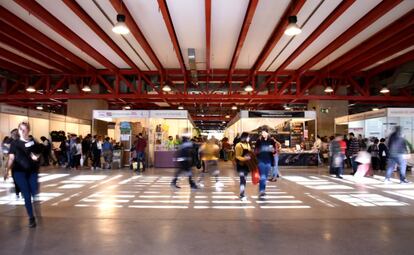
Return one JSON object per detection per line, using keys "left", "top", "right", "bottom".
{"left": 14, "top": 0, "right": 118, "bottom": 71}
{"left": 0, "top": 31, "right": 72, "bottom": 73}
{"left": 0, "top": 23, "right": 78, "bottom": 72}
{"left": 227, "top": 0, "right": 259, "bottom": 81}
{"left": 250, "top": 0, "right": 306, "bottom": 75}
{"left": 205, "top": 0, "right": 211, "bottom": 75}
{"left": 109, "top": 0, "right": 163, "bottom": 73}
{"left": 62, "top": 0, "right": 139, "bottom": 72}
{"left": 157, "top": 0, "right": 187, "bottom": 77}
{"left": 345, "top": 34, "right": 414, "bottom": 72}
{"left": 1, "top": 92, "right": 413, "bottom": 103}
{"left": 325, "top": 9, "right": 414, "bottom": 72}
{"left": 367, "top": 49, "right": 414, "bottom": 77}
{"left": 298, "top": 0, "right": 402, "bottom": 74}
{"left": 0, "top": 58, "right": 30, "bottom": 74}
{"left": 62, "top": 0, "right": 161, "bottom": 95}
{"left": 0, "top": 48, "right": 53, "bottom": 74}
{"left": 0, "top": 6, "right": 92, "bottom": 72}
{"left": 276, "top": 0, "right": 355, "bottom": 73}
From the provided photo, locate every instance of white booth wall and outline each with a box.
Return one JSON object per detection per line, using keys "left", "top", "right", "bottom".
{"left": 28, "top": 117, "right": 50, "bottom": 139}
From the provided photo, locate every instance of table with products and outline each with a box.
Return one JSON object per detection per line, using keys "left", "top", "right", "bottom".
{"left": 278, "top": 149, "right": 319, "bottom": 167}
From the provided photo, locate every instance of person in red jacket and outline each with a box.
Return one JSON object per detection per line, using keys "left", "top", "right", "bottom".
{"left": 134, "top": 133, "right": 147, "bottom": 172}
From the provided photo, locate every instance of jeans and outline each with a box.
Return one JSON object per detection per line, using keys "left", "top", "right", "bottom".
{"left": 136, "top": 152, "right": 145, "bottom": 171}
{"left": 238, "top": 170, "right": 249, "bottom": 197}
{"left": 14, "top": 172, "right": 38, "bottom": 218}
{"left": 386, "top": 155, "right": 407, "bottom": 181}
{"left": 272, "top": 154, "right": 279, "bottom": 178}
{"left": 258, "top": 162, "right": 272, "bottom": 193}
{"left": 351, "top": 156, "right": 358, "bottom": 174}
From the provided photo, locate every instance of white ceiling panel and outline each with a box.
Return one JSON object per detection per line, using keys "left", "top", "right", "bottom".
{"left": 124, "top": 0, "right": 180, "bottom": 69}
{"left": 236, "top": 0, "right": 290, "bottom": 69}
{"left": 286, "top": 0, "right": 381, "bottom": 70}
{"left": 266, "top": 0, "right": 342, "bottom": 72}
{"left": 1, "top": 0, "right": 104, "bottom": 69}
{"left": 211, "top": 0, "right": 249, "bottom": 69}
{"left": 36, "top": 0, "right": 129, "bottom": 69}
{"left": 76, "top": 0, "right": 155, "bottom": 71}
{"left": 362, "top": 45, "right": 414, "bottom": 71}
{"left": 259, "top": 0, "right": 324, "bottom": 71}
{"left": 0, "top": 42, "right": 56, "bottom": 70}
{"left": 311, "top": 1, "right": 414, "bottom": 70}
{"left": 166, "top": 0, "right": 206, "bottom": 70}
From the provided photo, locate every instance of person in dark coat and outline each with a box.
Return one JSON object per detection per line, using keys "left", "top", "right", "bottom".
{"left": 378, "top": 138, "right": 388, "bottom": 171}
{"left": 170, "top": 136, "right": 197, "bottom": 189}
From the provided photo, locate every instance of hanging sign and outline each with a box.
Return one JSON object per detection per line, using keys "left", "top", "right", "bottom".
{"left": 387, "top": 108, "right": 414, "bottom": 117}
{"left": 248, "top": 111, "right": 305, "bottom": 118}
{"left": 150, "top": 110, "right": 188, "bottom": 119}
{"left": 93, "top": 110, "right": 149, "bottom": 119}
{"left": 0, "top": 104, "right": 27, "bottom": 116}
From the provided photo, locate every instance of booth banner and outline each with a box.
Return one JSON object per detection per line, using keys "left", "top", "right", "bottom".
{"left": 150, "top": 110, "right": 187, "bottom": 119}
{"left": 248, "top": 111, "right": 305, "bottom": 118}
{"left": 66, "top": 116, "right": 79, "bottom": 123}
{"left": 79, "top": 119, "right": 91, "bottom": 125}
{"left": 348, "top": 113, "right": 365, "bottom": 122}
{"left": 50, "top": 113, "right": 66, "bottom": 122}
{"left": 28, "top": 109, "right": 49, "bottom": 119}
{"left": 93, "top": 110, "right": 149, "bottom": 119}
{"left": 0, "top": 104, "right": 28, "bottom": 116}
{"left": 364, "top": 109, "right": 386, "bottom": 119}
{"left": 387, "top": 108, "right": 414, "bottom": 117}
{"left": 335, "top": 116, "right": 349, "bottom": 124}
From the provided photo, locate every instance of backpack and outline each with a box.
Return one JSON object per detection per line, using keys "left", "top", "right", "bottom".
{"left": 70, "top": 144, "right": 78, "bottom": 155}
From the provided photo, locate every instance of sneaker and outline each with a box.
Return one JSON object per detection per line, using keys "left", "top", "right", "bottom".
{"left": 384, "top": 179, "right": 393, "bottom": 184}
{"left": 259, "top": 192, "right": 266, "bottom": 200}
{"left": 170, "top": 183, "right": 181, "bottom": 189}
{"left": 198, "top": 182, "right": 205, "bottom": 188}
{"left": 400, "top": 179, "right": 411, "bottom": 184}
{"left": 16, "top": 195, "right": 20, "bottom": 200}
{"left": 29, "top": 217, "right": 36, "bottom": 228}
{"left": 336, "top": 175, "right": 343, "bottom": 179}
{"left": 240, "top": 196, "right": 247, "bottom": 201}
{"left": 215, "top": 181, "right": 224, "bottom": 188}
{"left": 270, "top": 177, "right": 278, "bottom": 182}
{"left": 191, "top": 184, "right": 199, "bottom": 190}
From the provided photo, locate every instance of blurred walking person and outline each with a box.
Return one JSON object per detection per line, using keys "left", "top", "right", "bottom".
{"left": 385, "top": 126, "right": 410, "bottom": 184}
{"left": 330, "top": 134, "right": 344, "bottom": 179}
{"left": 102, "top": 137, "right": 113, "bottom": 169}
{"left": 348, "top": 133, "right": 360, "bottom": 175}
{"left": 91, "top": 135, "right": 102, "bottom": 170}
{"left": 235, "top": 132, "right": 254, "bottom": 201}
{"left": 368, "top": 138, "right": 380, "bottom": 171}
{"left": 198, "top": 138, "right": 223, "bottom": 189}
{"left": 171, "top": 135, "right": 198, "bottom": 189}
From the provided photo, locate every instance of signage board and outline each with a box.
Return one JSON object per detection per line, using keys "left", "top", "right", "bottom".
{"left": 150, "top": 110, "right": 188, "bottom": 119}
{"left": 0, "top": 104, "right": 27, "bottom": 116}
{"left": 93, "top": 110, "right": 149, "bottom": 119}
{"left": 248, "top": 111, "right": 305, "bottom": 118}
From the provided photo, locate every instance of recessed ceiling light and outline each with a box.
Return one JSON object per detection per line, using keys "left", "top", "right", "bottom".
{"left": 380, "top": 86, "right": 390, "bottom": 94}
{"left": 225, "top": 115, "right": 230, "bottom": 119}
{"left": 231, "top": 105, "right": 237, "bottom": 110}
{"left": 178, "top": 105, "right": 184, "bottom": 110}
{"left": 372, "top": 108, "right": 379, "bottom": 111}
{"left": 26, "top": 86, "right": 36, "bottom": 93}
{"left": 36, "top": 105, "right": 43, "bottom": 110}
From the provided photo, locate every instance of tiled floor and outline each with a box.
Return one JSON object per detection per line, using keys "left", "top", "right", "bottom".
{"left": 1, "top": 162, "right": 414, "bottom": 255}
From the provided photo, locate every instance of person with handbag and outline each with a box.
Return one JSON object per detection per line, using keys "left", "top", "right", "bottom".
{"left": 255, "top": 127, "right": 275, "bottom": 200}
{"left": 234, "top": 132, "right": 253, "bottom": 201}
{"left": 4, "top": 122, "right": 42, "bottom": 228}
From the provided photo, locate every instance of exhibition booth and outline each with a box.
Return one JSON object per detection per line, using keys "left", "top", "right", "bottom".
{"left": 225, "top": 110, "right": 319, "bottom": 167}
{"left": 0, "top": 104, "right": 91, "bottom": 142}
{"left": 335, "top": 108, "right": 414, "bottom": 146}
{"left": 92, "top": 110, "right": 196, "bottom": 168}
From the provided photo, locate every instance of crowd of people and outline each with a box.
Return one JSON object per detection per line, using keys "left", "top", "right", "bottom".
{"left": 1, "top": 120, "right": 412, "bottom": 228}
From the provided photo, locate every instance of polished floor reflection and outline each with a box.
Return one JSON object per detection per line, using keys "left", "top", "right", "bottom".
{"left": 1, "top": 162, "right": 413, "bottom": 255}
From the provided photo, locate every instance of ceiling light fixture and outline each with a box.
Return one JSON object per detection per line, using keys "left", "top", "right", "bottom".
{"left": 162, "top": 85, "right": 172, "bottom": 92}
{"left": 324, "top": 86, "right": 334, "bottom": 93}
{"left": 225, "top": 115, "right": 231, "bottom": 119}
{"left": 372, "top": 108, "right": 379, "bottom": 111}
{"left": 82, "top": 85, "right": 92, "bottom": 92}
{"left": 380, "top": 86, "right": 390, "bottom": 94}
{"left": 244, "top": 84, "right": 253, "bottom": 92}
{"left": 26, "top": 86, "right": 36, "bottom": 93}
{"left": 36, "top": 105, "right": 43, "bottom": 110}
{"left": 284, "top": 16, "right": 302, "bottom": 36}
{"left": 112, "top": 14, "right": 130, "bottom": 35}
{"left": 231, "top": 105, "right": 237, "bottom": 110}
{"left": 284, "top": 105, "right": 291, "bottom": 110}
{"left": 178, "top": 105, "right": 184, "bottom": 110}
{"left": 123, "top": 105, "right": 131, "bottom": 110}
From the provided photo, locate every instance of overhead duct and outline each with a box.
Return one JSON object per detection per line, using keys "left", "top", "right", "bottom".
{"left": 188, "top": 48, "right": 198, "bottom": 84}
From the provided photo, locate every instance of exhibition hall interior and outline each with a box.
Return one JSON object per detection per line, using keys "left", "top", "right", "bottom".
{"left": 0, "top": 0, "right": 414, "bottom": 254}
